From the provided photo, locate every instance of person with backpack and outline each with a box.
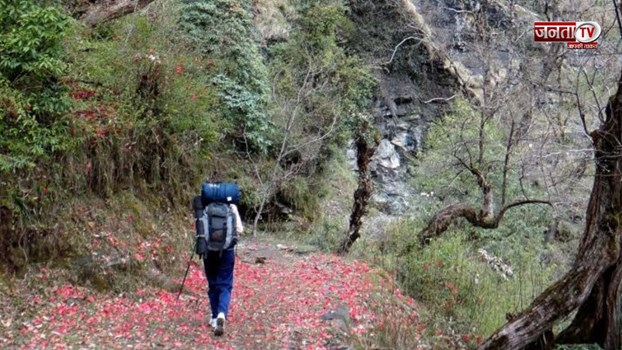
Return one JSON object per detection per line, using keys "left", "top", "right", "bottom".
{"left": 204, "top": 202, "right": 242, "bottom": 336}
{"left": 193, "top": 182, "right": 243, "bottom": 336}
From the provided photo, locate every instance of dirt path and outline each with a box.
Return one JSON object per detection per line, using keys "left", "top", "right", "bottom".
{"left": 1, "top": 238, "right": 422, "bottom": 349}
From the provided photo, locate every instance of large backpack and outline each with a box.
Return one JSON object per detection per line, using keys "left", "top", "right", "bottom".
{"left": 193, "top": 182, "right": 240, "bottom": 258}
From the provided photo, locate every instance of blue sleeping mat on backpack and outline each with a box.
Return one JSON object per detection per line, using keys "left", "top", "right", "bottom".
{"left": 201, "top": 182, "right": 240, "bottom": 204}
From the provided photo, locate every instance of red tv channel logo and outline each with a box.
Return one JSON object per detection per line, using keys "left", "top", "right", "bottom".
{"left": 534, "top": 21, "right": 601, "bottom": 49}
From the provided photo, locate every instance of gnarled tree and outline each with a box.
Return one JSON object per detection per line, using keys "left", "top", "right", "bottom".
{"left": 417, "top": 96, "right": 551, "bottom": 246}
{"left": 478, "top": 70, "right": 622, "bottom": 350}
{"left": 412, "top": 0, "right": 559, "bottom": 246}
{"left": 418, "top": 147, "right": 551, "bottom": 245}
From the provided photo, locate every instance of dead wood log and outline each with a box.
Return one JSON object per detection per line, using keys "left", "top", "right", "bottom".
{"left": 80, "top": 0, "right": 155, "bottom": 27}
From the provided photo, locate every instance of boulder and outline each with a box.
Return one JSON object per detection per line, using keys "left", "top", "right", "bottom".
{"left": 375, "top": 139, "right": 401, "bottom": 169}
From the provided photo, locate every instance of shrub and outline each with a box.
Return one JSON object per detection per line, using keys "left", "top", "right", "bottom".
{"left": 0, "top": 0, "right": 74, "bottom": 172}
{"left": 0, "top": 2, "right": 226, "bottom": 271}
{"left": 64, "top": 10, "right": 222, "bottom": 197}
{"left": 178, "top": 0, "right": 274, "bottom": 154}
{"left": 389, "top": 219, "right": 558, "bottom": 337}
{"left": 259, "top": 0, "right": 375, "bottom": 222}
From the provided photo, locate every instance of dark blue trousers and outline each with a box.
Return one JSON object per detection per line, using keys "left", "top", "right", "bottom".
{"left": 203, "top": 248, "right": 235, "bottom": 319}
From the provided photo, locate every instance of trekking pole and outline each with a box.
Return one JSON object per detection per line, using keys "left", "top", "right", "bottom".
{"left": 177, "top": 241, "right": 196, "bottom": 301}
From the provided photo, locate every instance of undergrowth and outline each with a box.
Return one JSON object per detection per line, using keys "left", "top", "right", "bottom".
{"left": 346, "top": 219, "right": 563, "bottom": 349}
{"left": 0, "top": 0, "right": 220, "bottom": 274}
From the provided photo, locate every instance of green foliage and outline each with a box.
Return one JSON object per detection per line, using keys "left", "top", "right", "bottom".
{"left": 0, "top": 0, "right": 73, "bottom": 172}
{"left": 278, "top": 176, "right": 319, "bottom": 219}
{"left": 413, "top": 96, "right": 547, "bottom": 215}
{"left": 64, "top": 10, "right": 222, "bottom": 194}
{"left": 70, "top": 12, "right": 218, "bottom": 139}
{"left": 0, "top": 1, "right": 68, "bottom": 82}
{"left": 302, "top": 150, "right": 357, "bottom": 251}
{"left": 227, "top": 0, "right": 376, "bottom": 228}
{"left": 266, "top": 0, "right": 375, "bottom": 180}
{"left": 298, "top": 0, "right": 351, "bottom": 47}
{"left": 306, "top": 216, "right": 345, "bottom": 251}
{"left": 388, "top": 221, "right": 557, "bottom": 337}
{"left": 178, "top": 0, "right": 274, "bottom": 153}
{"left": 270, "top": 0, "right": 375, "bottom": 118}
{"left": 1, "top": 2, "right": 226, "bottom": 271}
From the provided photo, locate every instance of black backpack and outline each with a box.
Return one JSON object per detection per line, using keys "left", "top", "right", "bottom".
{"left": 193, "top": 182, "right": 241, "bottom": 258}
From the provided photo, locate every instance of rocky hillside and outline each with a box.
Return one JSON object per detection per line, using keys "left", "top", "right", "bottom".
{"left": 340, "top": 0, "right": 621, "bottom": 234}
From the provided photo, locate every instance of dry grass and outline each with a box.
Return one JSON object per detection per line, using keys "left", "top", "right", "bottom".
{"left": 255, "top": 0, "right": 295, "bottom": 42}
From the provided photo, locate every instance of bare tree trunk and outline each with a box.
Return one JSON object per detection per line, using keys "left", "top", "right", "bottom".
{"left": 338, "top": 118, "right": 379, "bottom": 255}
{"left": 80, "top": 0, "right": 155, "bottom": 27}
{"left": 478, "top": 71, "right": 622, "bottom": 350}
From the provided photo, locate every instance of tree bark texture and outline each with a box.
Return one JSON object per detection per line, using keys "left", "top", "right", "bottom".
{"left": 478, "top": 72, "right": 622, "bottom": 350}
{"left": 80, "top": 0, "right": 155, "bottom": 27}
{"left": 338, "top": 120, "right": 379, "bottom": 255}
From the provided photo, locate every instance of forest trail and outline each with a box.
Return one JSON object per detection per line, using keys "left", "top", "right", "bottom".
{"left": 1, "top": 238, "right": 423, "bottom": 350}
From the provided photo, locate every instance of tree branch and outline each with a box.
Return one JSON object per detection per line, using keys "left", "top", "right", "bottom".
{"left": 501, "top": 120, "right": 515, "bottom": 207}
{"left": 418, "top": 199, "right": 551, "bottom": 245}
{"left": 382, "top": 36, "right": 422, "bottom": 66}
{"left": 422, "top": 94, "right": 458, "bottom": 104}
{"left": 479, "top": 262, "right": 609, "bottom": 349}
{"left": 496, "top": 200, "right": 552, "bottom": 223}
{"left": 480, "top": 68, "right": 622, "bottom": 350}
{"left": 81, "top": 0, "right": 155, "bottom": 27}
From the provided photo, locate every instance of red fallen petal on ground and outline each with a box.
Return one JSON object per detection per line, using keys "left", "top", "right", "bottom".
{"left": 6, "top": 241, "right": 423, "bottom": 349}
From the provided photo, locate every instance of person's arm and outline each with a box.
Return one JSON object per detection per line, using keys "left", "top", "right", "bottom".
{"left": 230, "top": 204, "right": 244, "bottom": 234}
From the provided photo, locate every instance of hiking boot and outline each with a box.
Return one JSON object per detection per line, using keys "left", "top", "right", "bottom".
{"left": 214, "top": 312, "right": 225, "bottom": 336}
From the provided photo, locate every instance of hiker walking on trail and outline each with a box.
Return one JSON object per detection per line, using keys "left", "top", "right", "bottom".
{"left": 192, "top": 182, "right": 243, "bottom": 336}
{"left": 204, "top": 202, "right": 243, "bottom": 336}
